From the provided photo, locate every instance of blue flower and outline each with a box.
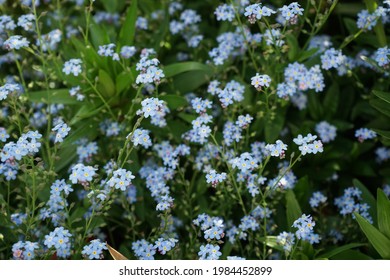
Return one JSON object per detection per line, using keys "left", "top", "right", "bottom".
{"left": 62, "top": 59, "right": 82, "bottom": 76}
{"left": 355, "top": 128, "right": 376, "bottom": 142}
{"left": 82, "top": 239, "right": 107, "bottom": 260}
{"left": 309, "top": 191, "right": 327, "bottom": 208}
{"left": 198, "top": 244, "right": 222, "bottom": 260}
{"left": 214, "top": 4, "right": 235, "bottom": 22}
{"left": 3, "top": 35, "right": 29, "bottom": 50}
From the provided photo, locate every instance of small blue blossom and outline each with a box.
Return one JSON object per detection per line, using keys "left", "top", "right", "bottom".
{"left": 17, "top": 14, "right": 35, "bottom": 31}
{"left": 44, "top": 227, "right": 72, "bottom": 258}
{"left": 198, "top": 244, "right": 222, "bottom": 260}
{"left": 321, "top": 48, "right": 346, "bottom": 70}
{"left": 82, "top": 239, "right": 108, "bottom": 260}
{"left": 52, "top": 121, "right": 71, "bottom": 143}
{"left": 0, "top": 83, "right": 22, "bottom": 101}
{"left": 315, "top": 121, "right": 337, "bottom": 143}
{"left": 205, "top": 169, "right": 227, "bottom": 187}
{"left": 132, "top": 239, "right": 156, "bottom": 260}
{"left": 3, "top": 35, "right": 29, "bottom": 50}
{"left": 107, "top": 168, "right": 135, "bottom": 191}
{"left": 355, "top": 128, "right": 376, "bottom": 142}
{"left": 69, "top": 163, "right": 97, "bottom": 185}
{"left": 62, "top": 58, "right": 82, "bottom": 76}
{"left": 154, "top": 238, "right": 178, "bottom": 255}
{"left": 214, "top": 4, "right": 235, "bottom": 22}
{"left": 131, "top": 128, "right": 152, "bottom": 148}
{"left": 265, "top": 140, "right": 288, "bottom": 159}
{"left": 278, "top": 2, "right": 304, "bottom": 24}
{"left": 120, "top": 45, "right": 137, "bottom": 59}
{"left": 12, "top": 241, "right": 39, "bottom": 260}
{"left": 251, "top": 73, "right": 271, "bottom": 90}
{"left": 309, "top": 191, "right": 327, "bottom": 208}
{"left": 373, "top": 46, "right": 389, "bottom": 67}
{"left": 376, "top": 147, "right": 390, "bottom": 163}
{"left": 277, "top": 231, "right": 295, "bottom": 252}
{"left": 292, "top": 214, "right": 320, "bottom": 244}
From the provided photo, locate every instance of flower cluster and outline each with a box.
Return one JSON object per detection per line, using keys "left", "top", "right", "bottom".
{"left": 292, "top": 214, "right": 320, "bottom": 244}
{"left": 1, "top": 131, "right": 42, "bottom": 162}
{"left": 277, "top": 232, "right": 295, "bottom": 252}
{"left": 334, "top": 187, "right": 373, "bottom": 223}
{"left": 154, "top": 238, "right": 178, "bottom": 255}
{"left": 251, "top": 73, "right": 271, "bottom": 90}
{"left": 132, "top": 239, "right": 156, "bottom": 260}
{"left": 293, "top": 134, "right": 323, "bottom": 155}
{"left": 0, "top": 83, "right": 22, "bottom": 101}
{"left": 81, "top": 239, "right": 108, "bottom": 260}
{"left": 62, "top": 58, "right": 82, "bottom": 76}
{"left": 44, "top": 227, "right": 72, "bottom": 258}
{"left": 214, "top": 4, "right": 235, "bottom": 22}
{"left": 131, "top": 128, "right": 152, "bottom": 148}
{"left": 170, "top": 8, "right": 203, "bottom": 48}
{"left": 205, "top": 169, "right": 227, "bottom": 187}
{"left": 40, "top": 179, "right": 73, "bottom": 226}
{"left": 12, "top": 241, "right": 39, "bottom": 260}
{"left": 309, "top": 191, "right": 327, "bottom": 208}
{"left": 355, "top": 128, "right": 377, "bottom": 142}
{"left": 321, "top": 48, "right": 346, "bottom": 70}
{"left": 315, "top": 121, "right": 337, "bottom": 143}
{"left": 98, "top": 43, "right": 119, "bottom": 61}
{"left": 107, "top": 168, "right": 135, "bottom": 191}
{"left": 265, "top": 140, "right": 288, "bottom": 158}
{"left": 3, "top": 35, "right": 29, "bottom": 50}
{"left": 244, "top": 3, "right": 276, "bottom": 24}
{"left": 52, "top": 121, "right": 71, "bottom": 143}
{"left": 69, "top": 163, "right": 97, "bottom": 186}
{"left": 137, "top": 97, "right": 169, "bottom": 127}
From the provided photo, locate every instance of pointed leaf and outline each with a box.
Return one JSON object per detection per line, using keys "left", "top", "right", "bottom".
{"left": 107, "top": 243, "right": 129, "bottom": 260}
{"left": 373, "top": 90, "right": 390, "bottom": 104}
{"left": 164, "top": 62, "right": 213, "bottom": 78}
{"left": 119, "top": 0, "right": 138, "bottom": 46}
{"left": 372, "top": 128, "right": 390, "bottom": 140}
{"left": 97, "top": 69, "right": 116, "bottom": 98}
{"left": 370, "top": 98, "right": 390, "bottom": 117}
{"left": 353, "top": 179, "right": 377, "bottom": 224}
{"left": 159, "top": 95, "right": 188, "bottom": 110}
{"left": 378, "top": 189, "right": 390, "bottom": 239}
{"left": 26, "top": 89, "right": 79, "bottom": 105}
{"left": 354, "top": 213, "right": 390, "bottom": 259}
{"left": 286, "top": 190, "right": 302, "bottom": 227}
{"left": 317, "top": 243, "right": 367, "bottom": 259}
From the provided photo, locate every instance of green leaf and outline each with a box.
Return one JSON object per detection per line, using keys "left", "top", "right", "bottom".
{"left": 119, "top": 0, "right": 138, "bottom": 46}
{"left": 297, "top": 48, "right": 319, "bottom": 62}
{"left": 97, "top": 69, "right": 116, "bottom": 98}
{"left": 307, "top": 92, "right": 323, "bottom": 120}
{"left": 264, "top": 108, "right": 285, "bottom": 143}
{"left": 26, "top": 89, "right": 79, "bottom": 104}
{"left": 164, "top": 62, "right": 213, "bottom": 78}
{"left": 286, "top": 33, "right": 299, "bottom": 61}
{"left": 100, "top": 0, "right": 118, "bottom": 13}
{"left": 354, "top": 213, "right": 390, "bottom": 259}
{"left": 370, "top": 98, "right": 390, "bottom": 117}
{"left": 372, "top": 128, "right": 390, "bottom": 140}
{"left": 373, "top": 90, "right": 390, "bottom": 104}
{"left": 285, "top": 190, "right": 302, "bottom": 227}
{"left": 317, "top": 243, "right": 367, "bottom": 259}
{"left": 353, "top": 179, "right": 377, "bottom": 224}
{"left": 116, "top": 71, "right": 134, "bottom": 94}
{"left": 159, "top": 95, "right": 188, "bottom": 110}
{"left": 323, "top": 82, "right": 339, "bottom": 119}
{"left": 178, "top": 113, "right": 197, "bottom": 123}
{"left": 89, "top": 20, "right": 110, "bottom": 49}
{"left": 69, "top": 103, "right": 104, "bottom": 126}
{"left": 377, "top": 189, "right": 390, "bottom": 239}
{"left": 257, "top": 236, "right": 284, "bottom": 252}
